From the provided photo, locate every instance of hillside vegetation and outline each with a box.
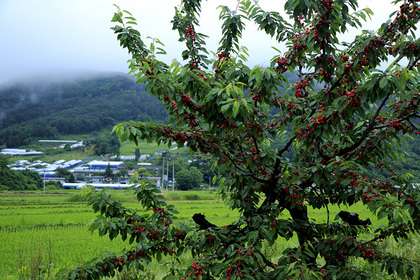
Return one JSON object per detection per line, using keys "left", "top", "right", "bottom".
{"left": 0, "top": 73, "right": 169, "bottom": 147}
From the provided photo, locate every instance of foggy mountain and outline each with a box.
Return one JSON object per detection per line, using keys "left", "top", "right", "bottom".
{"left": 0, "top": 72, "right": 169, "bottom": 147}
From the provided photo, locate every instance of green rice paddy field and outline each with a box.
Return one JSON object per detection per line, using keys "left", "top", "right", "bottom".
{"left": 0, "top": 189, "right": 418, "bottom": 279}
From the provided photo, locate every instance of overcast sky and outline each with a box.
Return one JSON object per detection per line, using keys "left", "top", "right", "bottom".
{"left": 0, "top": 0, "right": 407, "bottom": 84}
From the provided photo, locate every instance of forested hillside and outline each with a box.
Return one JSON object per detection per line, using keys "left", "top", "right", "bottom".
{"left": 0, "top": 73, "right": 169, "bottom": 147}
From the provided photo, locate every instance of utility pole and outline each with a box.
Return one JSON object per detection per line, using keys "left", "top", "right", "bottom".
{"left": 172, "top": 158, "right": 175, "bottom": 192}
{"left": 161, "top": 158, "right": 165, "bottom": 191}
{"left": 162, "top": 155, "right": 175, "bottom": 193}
{"left": 166, "top": 159, "right": 169, "bottom": 193}
{"left": 43, "top": 169, "right": 46, "bottom": 194}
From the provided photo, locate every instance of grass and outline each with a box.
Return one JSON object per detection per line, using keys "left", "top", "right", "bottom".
{"left": 0, "top": 225, "right": 131, "bottom": 279}
{"left": 0, "top": 189, "right": 418, "bottom": 280}
{"left": 119, "top": 140, "right": 189, "bottom": 156}
{"left": 0, "top": 189, "right": 231, "bottom": 279}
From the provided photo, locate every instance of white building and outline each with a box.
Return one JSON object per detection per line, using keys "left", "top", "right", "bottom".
{"left": 1, "top": 149, "right": 44, "bottom": 156}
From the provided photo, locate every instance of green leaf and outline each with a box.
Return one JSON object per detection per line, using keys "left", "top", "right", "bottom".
{"left": 232, "top": 100, "right": 240, "bottom": 117}
{"left": 212, "top": 263, "right": 224, "bottom": 275}
{"left": 247, "top": 230, "right": 259, "bottom": 242}
{"left": 111, "top": 13, "right": 123, "bottom": 23}
{"left": 221, "top": 103, "right": 231, "bottom": 113}
{"left": 379, "top": 76, "right": 388, "bottom": 89}
{"left": 354, "top": 121, "right": 365, "bottom": 130}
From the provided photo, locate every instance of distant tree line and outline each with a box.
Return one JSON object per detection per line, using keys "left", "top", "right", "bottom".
{"left": 153, "top": 152, "right": 217, "bottom": 190}
{"left": 85, "top": 134, "right": 121, "bottom": 157}
{"left": 55, "top": 167, "right": 76, "bottom": 183}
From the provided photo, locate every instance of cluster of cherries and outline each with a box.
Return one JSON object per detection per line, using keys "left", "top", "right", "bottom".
{"left": 225, "top": 259, "right": 244, "bottom": 279}
{"left": 343, "top": 89, "right": 361, "bottom": 108}
{"left": 293, "top": 78, "right": 310, "bottom": 98}
{"left": 181, "top": 261, "right": 205, "bottom": 280}
{"left": 98, "top": 248, "right": 148, "bottom": 274}
{"left": 251, "top": 91, "right": 262, "bottom": 102}
{"left": 392, "top": 93, "right": 419, "bottom": 117}
{"left": 357, "top": 242, "right": 380, "bottom": 260}
{"left": 185, "top": 23, "right": 195, "bottom": 42}
{"left": 283, "top": 184, "right": 305, "bottom": 206}
{"left": 153, "top": 207, "right": 173, "bottom": 227}
{"left": 392, "top": 1, "right": 420, "bottom": 35}
{"left": 290, "top": 193, "right": 303, "bottom": 206}
{"left": 214, "top": 51, "right": 230, "bottom": 74}
{"left": 204, "top": 232, "right": 216, "bottom": 244}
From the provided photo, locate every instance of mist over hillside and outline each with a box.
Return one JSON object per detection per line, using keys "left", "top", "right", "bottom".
{"left": 0, "top": 72, "right": 169, "bottom": 147}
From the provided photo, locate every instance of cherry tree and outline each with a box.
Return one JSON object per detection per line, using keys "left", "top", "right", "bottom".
{"left": 71, "top": 0, "right": 419, "bottom": 279}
